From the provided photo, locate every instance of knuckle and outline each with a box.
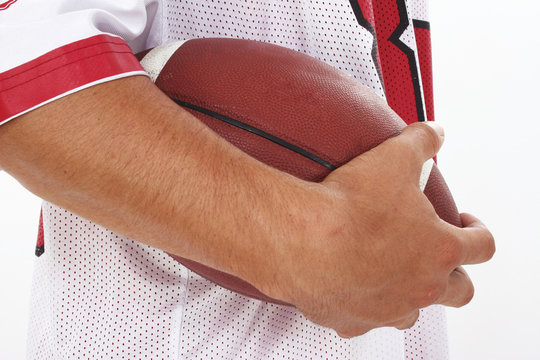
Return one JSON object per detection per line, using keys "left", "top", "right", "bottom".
{"left": 407, "top": 122, "right": 441, "bottom": 156}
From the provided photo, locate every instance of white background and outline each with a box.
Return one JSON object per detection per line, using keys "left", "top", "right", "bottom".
{"left": 1, "top": 1, "right": 539, "bottom": 359}
{"left": 431, "top": 1, "right": 540, "bottom": 359}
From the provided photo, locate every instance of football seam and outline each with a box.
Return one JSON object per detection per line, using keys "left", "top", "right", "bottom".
{"left": 171, "top": 98, "right": 338, "bottom": 171}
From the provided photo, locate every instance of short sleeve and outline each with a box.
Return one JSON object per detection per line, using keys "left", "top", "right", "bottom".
{"left": 0, "top": 0, "right": 162, "bottom": 125}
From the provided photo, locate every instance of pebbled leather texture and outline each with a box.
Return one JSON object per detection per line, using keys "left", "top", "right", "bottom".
{"left": 137, "top": 38, "right": 460, "bottom": 305}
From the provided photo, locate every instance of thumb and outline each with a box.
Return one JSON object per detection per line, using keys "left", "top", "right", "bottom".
{"left": 323, "top": 121, "right": 445, "bottom": 187}
{"left": 346, "top": 121, "right": 445, "bottom": 184}
{"left": 395, "top": 121, "right": 445, "bottom": 164}
{"left": 361, "top": 121, "right": 444, "bottom": 177}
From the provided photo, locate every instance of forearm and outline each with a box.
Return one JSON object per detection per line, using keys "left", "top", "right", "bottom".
{"left": 0, "top": 76, "right": 320, "bottom": 287}
{"left": 0, "top": 73, "right": 496, "bottom": 335}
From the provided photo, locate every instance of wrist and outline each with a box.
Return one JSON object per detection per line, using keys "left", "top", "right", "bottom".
{"left": 238, "top": 177, "right": 335, "bottom": 303}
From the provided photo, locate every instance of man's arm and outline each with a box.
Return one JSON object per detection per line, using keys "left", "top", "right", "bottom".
{"left": 0, "top": 76, "right": 495, "bottom": 336}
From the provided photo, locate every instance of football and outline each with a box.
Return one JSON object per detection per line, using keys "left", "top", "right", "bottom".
{"left": 136, "top": 38, "right": 460, "bottom": 305}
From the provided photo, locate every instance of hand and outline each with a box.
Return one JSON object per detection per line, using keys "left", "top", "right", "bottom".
{"left": 259, "top": 122, "right": 495, "bottom": 337}
{"left": 0, "top": 77, "right": 494, "bottom": 337}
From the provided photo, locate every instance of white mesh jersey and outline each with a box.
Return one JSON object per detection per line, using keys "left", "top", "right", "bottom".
{"left": 1, "top": 0, "right": 448, "bottom": 359}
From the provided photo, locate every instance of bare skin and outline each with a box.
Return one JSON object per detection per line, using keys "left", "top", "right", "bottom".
{"left": 0, "top": 76, "right": 495, "bottom": 337}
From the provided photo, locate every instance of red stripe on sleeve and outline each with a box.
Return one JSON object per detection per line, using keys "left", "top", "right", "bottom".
{"left": 0, "top": 0, "right": 18, "bottom": 11}
{"left": 0, "top": 34, "right": 145, "bottom": 124}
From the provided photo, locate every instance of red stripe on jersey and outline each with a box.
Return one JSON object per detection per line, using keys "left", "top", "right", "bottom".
{"left": 0, "top": 34, "right": 144, "bottom": 124}
{"left": 372, "top": 0, "right": 424, "bottom": 125}
{"left": 414, "top": 25, "right": 434, "bottom": 122}
{"left": 355, "top": 0, "right": 375, "bottom": 24}
{"left": 0, "top": 0, "right": 17, "bottom": 11}
{"left": 35, "top": 209, "right": 45, "bottom": 257}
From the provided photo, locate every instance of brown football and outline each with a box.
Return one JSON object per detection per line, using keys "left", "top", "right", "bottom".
{"left": 136, "top": 38, "right": 460, "bottom": 305}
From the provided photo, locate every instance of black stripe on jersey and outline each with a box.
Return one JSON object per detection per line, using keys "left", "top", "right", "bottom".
{"left": 388, "top": 0, "right": 426, "bottom": 122}
{"left": 348, "top": 0, "right": 385, "bottom": 93}
{"left": 172, "top": 98, "right": 338, "bottom": 171}
{"left": 412, "top": 19, "right": 430, "bottom": 30}
{"left": 35, "top": 245, "right": 44, "bottom": 257}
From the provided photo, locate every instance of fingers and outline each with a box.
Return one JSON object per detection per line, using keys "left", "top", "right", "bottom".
{"left": 435, "top": 214, "right": 493, "bottom": 307}
{"left": 457, "top": 213, "right": 496, "bottom": 265}
{"left": 438, "top": 266, "right": 474, "bottom": 307}
{"left": 387, "top": 310, "right": 421, "bottom": 330}
{"left": 460, "top": 212, "right": 488, "bottom": 228}
{"left": 335, "top": 310, "right": 421, "bottom": 338}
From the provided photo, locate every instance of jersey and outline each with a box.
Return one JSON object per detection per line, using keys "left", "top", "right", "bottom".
{"left": 0, "top": 1, "right": 448, "bottom": 359}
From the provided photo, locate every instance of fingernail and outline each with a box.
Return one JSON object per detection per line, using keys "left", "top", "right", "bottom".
{"left": 425, "top": 121, "right": 445, "bottom": 137}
